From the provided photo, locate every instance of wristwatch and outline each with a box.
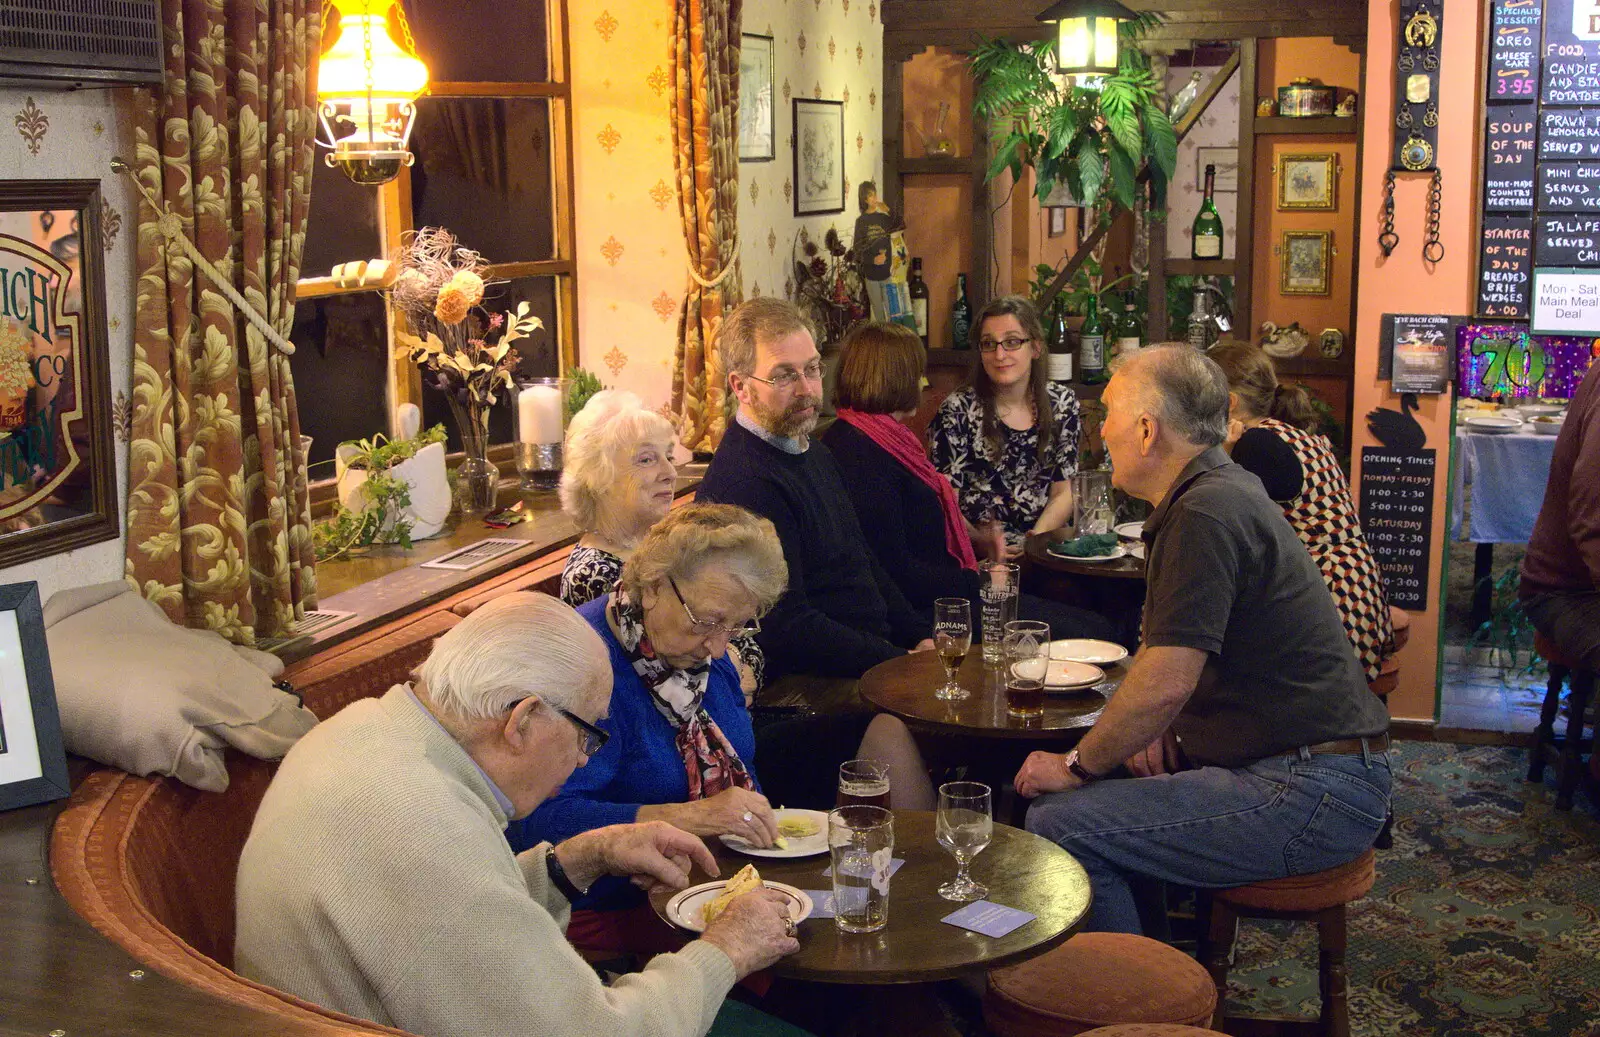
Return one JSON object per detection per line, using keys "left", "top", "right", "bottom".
{"left": 1064, "top": 749, "right": 1103, "bottom": 784}
{"left": 545, "top": 847, "right": 590, "bottom": 902}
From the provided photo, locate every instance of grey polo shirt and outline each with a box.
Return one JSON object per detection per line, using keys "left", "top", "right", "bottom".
{"left": 1141, "top": 447, "right": 1390, "bottom": 768}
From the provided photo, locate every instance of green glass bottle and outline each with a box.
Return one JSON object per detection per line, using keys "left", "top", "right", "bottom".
{"left": 1114, "top": 290, "right": 1142, "bottom": 360}
{"left": 951, "top": 273, "right": 972, "bottom": 349}
{"left": 1078, "top": 295, "right": 1106, "bottom": 384}
{"left": 1192, "top": 164, "right": 1223, "bottom": 260}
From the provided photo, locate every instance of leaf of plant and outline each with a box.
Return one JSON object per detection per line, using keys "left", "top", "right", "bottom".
{"left": 1108, "top": 141, "right": 1137, "bottom": 211}
{"left": 987, "top": 132, "right": 1022, "bottom": 183}
{"left": 1074, "top": 136, "right": 1105, "bottom": 207}
{"left": 1142, "top": 101, "right": 1178, "bottom": 180}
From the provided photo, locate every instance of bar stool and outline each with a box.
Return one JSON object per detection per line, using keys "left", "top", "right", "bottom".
{"left": 1529, "top": 631, "right": 1595, "bottom": 810}
{"left": 1199, "top": 849, "right": 1376, "bottom": 1037}
{"left": 984, "top": 932, "right": 1217, "bottom": 1037}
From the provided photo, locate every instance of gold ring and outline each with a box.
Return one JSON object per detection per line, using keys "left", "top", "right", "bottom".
{"left": 783, "top": 918, "right": 797, "bottom": 938}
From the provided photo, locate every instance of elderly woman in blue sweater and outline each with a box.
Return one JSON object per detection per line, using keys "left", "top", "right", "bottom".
{"left": 509, "top": 502, "right": 930, "bottom": 955}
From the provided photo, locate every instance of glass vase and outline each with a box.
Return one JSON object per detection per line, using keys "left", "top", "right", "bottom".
{"left": 447, "top": 396, "right": 498, "bottom": 517}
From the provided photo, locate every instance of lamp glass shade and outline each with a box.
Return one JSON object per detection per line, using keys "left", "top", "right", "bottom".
{"left": 318, "top": 5, "right": 428, "bottom": 101}
{"left": 1056, "top": 14, "right": 1121, "bottom": 76}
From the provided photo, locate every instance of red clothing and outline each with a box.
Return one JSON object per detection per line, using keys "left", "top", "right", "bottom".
{"left": 1521, "top": 358, "right": 1600, "bottom": 597}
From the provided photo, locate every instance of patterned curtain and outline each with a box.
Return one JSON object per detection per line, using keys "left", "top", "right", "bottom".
{"left": 125, "top": 0, "right": 321, "bottom": 643}
{"left": 669, "top": 0, "right": 744, "bottom": 454}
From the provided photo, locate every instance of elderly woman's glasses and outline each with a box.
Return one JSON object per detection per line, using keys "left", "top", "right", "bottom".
{"left": 977, "top": 336, "right": 1032, "bottom": 354}
{"left": 745, "top": 360, "right": 824, "bottom": 391}
{"left": 668, "top": 576, "right": 761, "bottom": 639}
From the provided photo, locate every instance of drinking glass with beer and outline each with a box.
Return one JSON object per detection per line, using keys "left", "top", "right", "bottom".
{"left": 838, "top": 759, "right": 891, "bottom": 808}
{"left": 1003, "top": 620, "right": 1049, "bottom": 719}
{"left": 933, "top": 597, "right": 972, "bottom": 701}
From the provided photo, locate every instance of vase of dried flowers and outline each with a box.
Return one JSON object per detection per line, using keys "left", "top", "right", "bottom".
{"left": 390, "top": 227, "right": 543, "bottom": 518}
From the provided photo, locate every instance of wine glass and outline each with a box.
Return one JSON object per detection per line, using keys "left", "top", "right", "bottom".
{"left": 932, "top": 598, "right": 972, "bottom": 701}
{"left": 936, "top": 780, "right": 992, "bottom": 902}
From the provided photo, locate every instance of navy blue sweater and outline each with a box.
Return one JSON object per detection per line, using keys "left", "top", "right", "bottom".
{"left": 697, "top": 420, "right": 928, "bottom": 679}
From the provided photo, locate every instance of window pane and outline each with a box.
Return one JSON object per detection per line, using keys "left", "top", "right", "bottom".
{"left": 299, "top": 165, "right": 383, "bottom": 280}
{"left": 409, "top": 97, "right": 555, "bottom": 263}
{"left": 401, "top": 0, "right": 549, "bottom": 82}
{"left": 288, "top": 294, "right": 391, "bottom": 470}
{"left": 420, "top": 276, "right": 560, "bottom": 450}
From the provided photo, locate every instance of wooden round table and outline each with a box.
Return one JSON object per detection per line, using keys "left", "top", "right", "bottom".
{"left": 649, "top": 810, "right": 1090, "bottom": 985}
{"left": 1024, "top": 527, "right": 1147, "bottom": 580}
{"left": 859, "top": 647, "right": 1121, "bottom": 742}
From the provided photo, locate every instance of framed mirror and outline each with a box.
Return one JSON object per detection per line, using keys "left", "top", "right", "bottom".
{"left": 0, "top": 180, "right": 118, "bottom": 567}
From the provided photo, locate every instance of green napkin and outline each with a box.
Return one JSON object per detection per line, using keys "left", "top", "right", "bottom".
{"left": 1049, "top": 532, "right": 1119, "bottom": 557}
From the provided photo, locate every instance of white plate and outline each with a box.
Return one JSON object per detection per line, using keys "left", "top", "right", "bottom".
{"left": 1050, "top": 638, "right": 1129, "bottom": 665}
{"left": 719, "top": 808, "right": 830, "bottom": 858}
{"left": 1528, "top": 417, "right": 1565, "bottom": 436}
{"left": 1047, "top": 542, "right": 1127, "bottom": 563}
{"left": 665, "top": 879, "right": 813, "bottom": 933}
{"left": 1463, "top": 416, "right": 1523, "bottom": 434}
{"left": 1113, "top": 521, "right": 1145, "bottom": 540}
{"left": 1518, "top": 404, "right": 1564, "bottom": 417}
{"left": 1045, "top": 659, "right": 1105, "bottom": 689}
{"left": 1128, "top": 542, "right": 1147, "bottom": 561}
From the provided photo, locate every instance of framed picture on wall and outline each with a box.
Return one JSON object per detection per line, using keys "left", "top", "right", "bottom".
{"left": 1277, "top": 153, "right": 1337, "bottom": 210}
{"left": 739, "top": 34, "right": 775, "bottom": 162}
{"left": 793, "top": 98, "right": 845, "bottom": 216}
{"left": 1280, "top": 229, "right": 1333, "bottom": 296}
{"left": 1195, "top": 147, "right": 1239, "bottom": 192}
{"left": 0, "top": 581, "right": 69, "bottom": 812}
{"left": 0, "top": 180, "right": 119, "bottom": 570}
{"left": 1047, "top": 207, "right": 1067, "bottom": 237}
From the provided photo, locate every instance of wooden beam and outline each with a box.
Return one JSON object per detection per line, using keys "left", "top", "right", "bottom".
{"left": 1232, "top": 38, "right": 1257, "bottom": 335}
{"left": 1172, "top": 49, "right": 1240, "bottom": 138}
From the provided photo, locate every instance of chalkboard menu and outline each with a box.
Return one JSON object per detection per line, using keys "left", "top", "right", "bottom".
{"left": 1538, "top": 160, "right": 1600, "bottom": 208}
{"left": 1492, "top": 0, "right": 1543, "bottom": 101}
{"left": 1479, "top": 216, "right": 1535, "bottom": 317}
{"left": 1542, "top": 0, "right": 1600, "bottom": 104}
{"left": 1358, "top": 447, "right": 1437, "bottom": 611}
{"left": 1538, "top": 105, "right": 1600, "bottom": 159}
{"left": 1536, "top": 213, "right": 1600, "bottom": 263}
{"left": 1487, "top": 105, "right": 1539, "bottom": 209}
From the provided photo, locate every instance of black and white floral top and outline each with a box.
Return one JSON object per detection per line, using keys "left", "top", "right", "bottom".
{"left": 559, "top": 544, "right": 767, "bottom": 690}
{"left": 927, "top": 382, "right": 1082, "bottom": 538}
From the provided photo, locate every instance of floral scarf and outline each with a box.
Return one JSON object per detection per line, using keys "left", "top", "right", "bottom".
{"left": 610, "top": 586, "right": 755, "bottom": 799}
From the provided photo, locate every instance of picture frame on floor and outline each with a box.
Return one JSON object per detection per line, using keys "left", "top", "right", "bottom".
{"left": 739, "top": 34, "right": 775, "bottom": 162}
{"left": 793, "top": 98, "right": 845, "bottom": 216}
{"left": 0, "top": 581, "right": 68, "bottom": 811}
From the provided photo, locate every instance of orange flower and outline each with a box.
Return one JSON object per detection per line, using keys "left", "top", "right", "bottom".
{"left": 434, "top": 283, "right": 471, "bottom": 325}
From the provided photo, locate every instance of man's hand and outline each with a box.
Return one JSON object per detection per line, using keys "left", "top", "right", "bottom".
{"left": 1126, "top": 730, "right": 1182, "bottom": 777}
{"left": 554, "top": 821, "right": 719, "bottom": 893}
{"left": 975, "top": 519, "right": 1007, "bottom": 563}
{"left": 910, "top": 638, "right": 937, "bottom": 653}
{"left": 700, "top": 889, "right": 801, "bottom": 978}
{"left": 1014, "top": 751, "right": 1082, "bottom": 799}
{"left": 642, "top": 788, "right": 779, "bottom": 847}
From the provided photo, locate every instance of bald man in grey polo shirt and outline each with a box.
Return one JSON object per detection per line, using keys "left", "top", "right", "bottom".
{"left": 1017, "top": 346, "right": 1391, "bottom": 934}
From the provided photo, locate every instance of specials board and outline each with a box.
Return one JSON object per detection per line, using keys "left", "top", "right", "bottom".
{"left": 1491, "top": 0, "right": 1543, "bottom": 101}
{"left": 1358, "top": 448, "right": 1436, "bottom": 612}
{"left": 1535, "top": 212, "right": 1600, "bottom": 263}
{"left": 1538, "top": 160, "right": 1600, "bottom": 208}
{"left": 1478, "top": 216, "right": 1535, "bottom": 317}
{"left": 1543, "top": 0, "right": 1600, "bottom": 105}
{"left": 1538, "top": 105, "right": 1600, "bottom": 159}
{"left": 1487, "top": 105, "right": 1539, "bottom": 209}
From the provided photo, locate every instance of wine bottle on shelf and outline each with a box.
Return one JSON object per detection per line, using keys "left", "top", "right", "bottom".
{"left": 951, "top": 273, "right": 972, "bottom": 349}
{"left": 1078, "top": 295, "right": 1106, "bottom": 384}
{"left": 1187, "top": 281, "right": 1214, "bottom": 351}
{"left": 908, "top": 258, "right": 930, "bottom": 348}
{"left": 1114, "top": 290, "right": 1142, "bottom": 361}
{"left": 1192, "top": 164, "right": 1223, "bottom": 260}
{"left": 1047, "top": 302, "right": 1073, "bottom": 382}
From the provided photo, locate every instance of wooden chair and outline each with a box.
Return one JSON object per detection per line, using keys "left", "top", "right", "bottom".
{"left": 1529, "top": 631, "right": 1595, "bottom": 810}
{"left": 1199, "top": 850, "right": 1376, "bottom": 1037}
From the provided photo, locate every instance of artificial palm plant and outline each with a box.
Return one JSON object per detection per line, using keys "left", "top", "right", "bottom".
{"left": 971, "top": 21, "right": 1178, "bottom": 216}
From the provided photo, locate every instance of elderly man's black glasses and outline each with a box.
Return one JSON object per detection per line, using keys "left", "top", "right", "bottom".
{"left": 510, "top": 697, "right": 608, "bottom": 756}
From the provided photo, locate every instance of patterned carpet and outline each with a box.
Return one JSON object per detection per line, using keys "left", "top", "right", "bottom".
{"left": 1225, "top": 742, "right": 1600, "bottom": 1037}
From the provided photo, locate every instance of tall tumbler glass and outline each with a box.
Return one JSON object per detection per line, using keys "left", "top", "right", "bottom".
{"left": 1004, "top": 619, "right": 1050, "bottom": 718}
{"left": 979, "top": 561, "right": 1020, "bottom": 662}
{"left": 1073, "top": 469, "right": 1114, "bottom": 537}
{"left": 828, "top": 805, "right": 894, "bottom": 933}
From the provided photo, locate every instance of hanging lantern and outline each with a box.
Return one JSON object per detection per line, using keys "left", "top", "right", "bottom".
{"left": 317, "top": 0, "right": 429, "bottom": 185}
{"left": 1036, "top": 0, "right": 1134, "bottom": 80}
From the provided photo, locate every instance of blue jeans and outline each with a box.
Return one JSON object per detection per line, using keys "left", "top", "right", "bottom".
{"left": 1026, "top": 747, "right": 1391, "bottom": 934}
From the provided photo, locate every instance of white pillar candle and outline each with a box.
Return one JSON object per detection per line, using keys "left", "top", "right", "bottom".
{"left": 518, "top": 384, "right": 564, "bottom": 445}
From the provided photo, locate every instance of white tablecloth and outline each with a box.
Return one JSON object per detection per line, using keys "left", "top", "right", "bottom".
{"left": 1449, "top": 429, "right": 1559, "bottom": 544}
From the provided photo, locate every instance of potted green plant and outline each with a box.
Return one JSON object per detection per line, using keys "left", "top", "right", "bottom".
{"left": 314, "top": 404, "right": 450, "bottom": 561}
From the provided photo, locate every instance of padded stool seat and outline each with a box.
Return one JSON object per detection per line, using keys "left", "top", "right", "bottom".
{"left": 1201, "top": 851, "right": 1377, "bottom": 1037}
{"left": 1078, "top": 1027, "right": 1230, "bottom": 1037}
{"left": 1531, "top": 631, "right": 1595, "bottom": 810}
{"left": 985, "top": 932, "right": 1216, "bottom": 1037}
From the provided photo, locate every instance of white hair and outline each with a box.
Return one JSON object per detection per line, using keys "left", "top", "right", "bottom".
{"left": 559, "top": 389, "right": 677, "bottom": 535}
{"left": 417, "top": 592, "right": 608, "bottom": 722}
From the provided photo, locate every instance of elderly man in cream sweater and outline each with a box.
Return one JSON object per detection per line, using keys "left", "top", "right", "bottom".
{"left": 236, "top": 592, "right": 799, "bottom": 1037}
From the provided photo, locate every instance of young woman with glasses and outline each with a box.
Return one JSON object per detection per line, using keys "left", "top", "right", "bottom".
{"left": 928, "top": 295, "right": 1083, "bottom": 551}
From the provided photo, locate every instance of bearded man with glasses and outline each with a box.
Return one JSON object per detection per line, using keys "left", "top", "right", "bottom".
{"left": 699, "top": 297, "right": 936, "bottom": 702}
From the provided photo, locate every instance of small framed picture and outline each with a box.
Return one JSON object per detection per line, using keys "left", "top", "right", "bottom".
{"left": 1047, "top": 207, "right": 1067, "bottom": 237}
{"left": 1280, "top": 230, "right": 1332, "bottom": 296}
{"left": 793, "top": 98, "right": 846, "bottom": 216}
{"left": 0, "top": 582, "right": 68, "bottom": 812}
{"left": 739, "top": 34, "right": 775, "bottom": 162}
{"left": 1195, "top": 146, "right": 1239, "bottom": 192}
{"left": 1277, "top": 153, "right": 1337, "bottom": 210}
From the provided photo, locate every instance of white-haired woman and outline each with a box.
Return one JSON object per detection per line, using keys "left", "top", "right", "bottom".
{"left": 510, "top": 503, "right": 932, "bottom": 957}
{"left": 559, "top": 389, "right": 766, "bottom": 693}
